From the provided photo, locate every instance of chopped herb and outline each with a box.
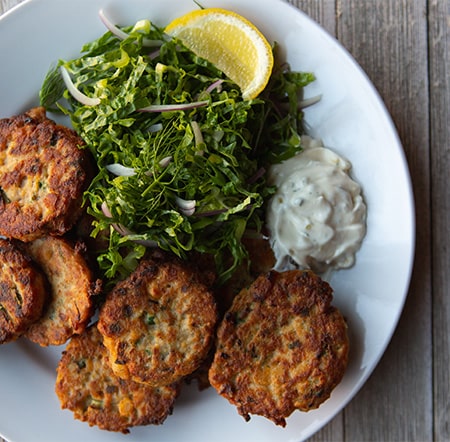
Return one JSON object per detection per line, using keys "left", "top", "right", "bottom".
{"left": 75, "top": 359, "right": 86, "bottom": 369}
{"left": 288, "top": 340, "right": 301, "bottom": 350}
{"left": 144, "top": 312, "right": 155, "bottom": 326}
{"left": 88, "top": 397, "right": 104, "bottom": 409}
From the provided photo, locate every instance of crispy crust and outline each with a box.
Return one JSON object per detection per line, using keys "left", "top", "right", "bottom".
{"left": 98, "top": 254, "right": 218, "bottom": 387}
{"left": 23, "top": 236, "right": 101, "bottom": 346}
{"left": 0, "top": 238, "right": 47, "bottom": 343}
{"left": 55, "top": 325, "right": 179, "bottom": 433}
{"left": 208, "top": 270, "right": 349, "bottom": 427}
{"left": 0, "top": 107, "right": 91, "bottom": 241}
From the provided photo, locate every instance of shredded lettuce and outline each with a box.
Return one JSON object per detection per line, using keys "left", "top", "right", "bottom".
{"left": 40, "top": 18, "right": 315, "bottom": 285}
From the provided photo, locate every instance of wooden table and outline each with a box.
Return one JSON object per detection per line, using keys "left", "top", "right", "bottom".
{"left": 0, "top": 0, "right": 448, "bottom": 441}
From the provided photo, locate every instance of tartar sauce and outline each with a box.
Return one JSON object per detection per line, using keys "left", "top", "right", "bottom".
{"left": 267, "top": 136, "right": 366, "bottom": 274}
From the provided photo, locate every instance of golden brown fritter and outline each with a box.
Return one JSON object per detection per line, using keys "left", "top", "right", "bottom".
{"left": 0, "top": 238, "right": 47, "bottom": 344}
{"left": 23, "top": 236, "right": 101, "bottom": 346}
{"left": 208, "top": 270, "right": 349, "bottom": 427}
{"left": 56, "top": 325, "right": 179, "bottom": 433}
{"left": 0, "top": 107, "right": 91, "bottom": 242}
{"left": 186, "top": 237, "right": 276, "bottom": 390}
{"left": 97, "top": 254, "right": 218, "bottom": 387}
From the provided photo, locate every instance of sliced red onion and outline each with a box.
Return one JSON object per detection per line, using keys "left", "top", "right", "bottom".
{"left": 99, "top": 10, "right": 162, "bottom": 47}
{"left": 114, "top": 224, "right": 158, "bottom": 248}
{"left": 175, "top": 197, "right": 196, "bottom": 210}
{"left": 144, "top": 156, "right": 172, "bottom": 176}
{"left": 113, "top": 223, "right": 133, "bottom": 237}
{"left": 101, "top": 201, "right": 113, "bottom": 218}
{"left": 205, "top": 79, "right": 224, "bottom": 94}
{"left": 148, "top": 123, "right": 163, "bottom": 133}
{"left": 101, "top": 202, "right": 132, "bottom": 235}
{"left": 101, "top": 202, "right": 128, "bottom": 233}
{"left": 148, "top": 48, "right": 161, "bottom": 60}
{"left": 134, "top": 239, "right": 158, "bottom": 247}
{"left": 101, "top": 201, "right": 157, "bottom": 245}
{"left": 180, "top": 207, "right": 196, "bottom": 216}
{"left": 299, "top": 94, "right": 322, "bottom": 108}
{"left": 194, "top": 208, "right": 228, "bottom": 217}
{"left": 106, "top": 163, "right": 136, "bottom": 177}
{"left": 175, "top": 197, "right": 196, "bottom": 216}
{"left": 138, "top": 101, "right": 208, "bottom": 113}
{"left": 159, "top": 156, "right": 173, "bottom": 168}
{"left": 59, "top": 66, "right": 100, "bottom": 106}
{"left": 99, "top": 9, "right": 130, "bottom": 40}
{"left": 190, "top": 121, "right": 204, "bottom": 156}
{"left": 247, "top": 167, "right": 266, "bottom": 184}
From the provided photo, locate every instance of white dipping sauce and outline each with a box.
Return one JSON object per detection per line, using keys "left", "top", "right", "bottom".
{"left": 267, "top": 136, "right": 366, "bottom": 274}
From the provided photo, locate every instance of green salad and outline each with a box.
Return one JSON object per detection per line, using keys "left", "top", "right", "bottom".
{"left": 40, "top": 14, "right": 315, "bottom": 285}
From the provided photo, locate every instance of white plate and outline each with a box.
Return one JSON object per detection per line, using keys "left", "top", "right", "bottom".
{"left": 0, "top": 0, "right": 415, "bottom": 441}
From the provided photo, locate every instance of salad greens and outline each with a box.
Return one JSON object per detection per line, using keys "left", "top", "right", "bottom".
{"left": 40, "top": 14, "right": 315, "bottom": 285}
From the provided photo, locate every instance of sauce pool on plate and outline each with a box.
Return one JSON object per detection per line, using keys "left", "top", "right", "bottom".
{"left": 267, "top": 136, "right": 367, "bottom": 274}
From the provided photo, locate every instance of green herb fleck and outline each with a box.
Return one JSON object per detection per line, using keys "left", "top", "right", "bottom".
{"left": 144, "top": 312, "right": 156, "bottom": 326}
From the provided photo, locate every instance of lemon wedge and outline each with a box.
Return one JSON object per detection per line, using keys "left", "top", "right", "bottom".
{"left": 165, "top": 8, "right": 274, "bottom": 100}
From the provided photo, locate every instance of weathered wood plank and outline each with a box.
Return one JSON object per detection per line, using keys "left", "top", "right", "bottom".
{"left": 288, "top": 0, "right": 336, "bottom": 36}
{"left": 429, "top": 0, "right": 450, "bottom": 441}
{"left": 0, "top": 0, "right": 21, "bottom": 14}
{"left": 336, "top": 1, "right": 432, "bottom": 440}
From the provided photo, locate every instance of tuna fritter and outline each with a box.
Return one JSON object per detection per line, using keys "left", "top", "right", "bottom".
{"left": 56, "top": 325, "right": 179, "bottom": 433}
{"left": 0, "top": 238, "right": 47, "bottom": 344}
{"left": 98, "top": 254, "right": 218, "bottom": 387}
{"left": 23, "top": 236, "right": 101, "bottom": 346}
{"left": 208, "top": 270, "right": 349, "bottom": 427}
{"left": 0, "top": 106, "right": 91, "bottom": 242}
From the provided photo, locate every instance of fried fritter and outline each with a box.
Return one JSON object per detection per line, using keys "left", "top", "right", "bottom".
{"left": 209, "top": 270, "right": 349, "bottom": 427}
{"left": 56, "top": 325, "right": 179, "bottom": 433}
{"left": 98, "top": 254, "right": 218, "bottom": 387}
{"left": 186, "top": 237, "right": 276, "bottom": 390}
{"left": 23, "top": 236, "right": 101, "bottom": 346}
{"left": 0, "top": 238, "right": 47, "bottom": 344}
{"left": 0, "top": 107, "right": 91, "bottom": 242}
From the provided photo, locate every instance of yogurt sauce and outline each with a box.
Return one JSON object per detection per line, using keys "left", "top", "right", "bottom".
{"left": 267, "top": 136, "right": 366, "bottom": 274}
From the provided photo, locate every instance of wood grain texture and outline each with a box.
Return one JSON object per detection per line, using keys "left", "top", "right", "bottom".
{"left": 0, "top": 0, "right": 448, "bottom": 441}
{"left": 336, "top": 1, "right": 433, "bottom": 441}
{"left": 429, "top": 1, "right": 450, "bottom": 441}
{"left": 0, "top": 0, "right": 20, "bottom": 14}
{"left": 289, "top": 0, "right": 336, "bottom": 35}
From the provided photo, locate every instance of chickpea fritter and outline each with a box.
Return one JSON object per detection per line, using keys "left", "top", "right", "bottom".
{"left": 209, "top": 270, "right": 349, "bottom": 427}
{"left": 0, "top": 238, "right": 47, "bottom": 344}
{"left": 98, "top": 254, "right": 218, "bottom": 387}
{"left": 0, "top": 107, "right": 91, "bottom": 242}
{"left": 56, "top": 325, "right": 179, "bottom": 433}
{"left": 23, "top": 236, "right": 101, "bottom": 346}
